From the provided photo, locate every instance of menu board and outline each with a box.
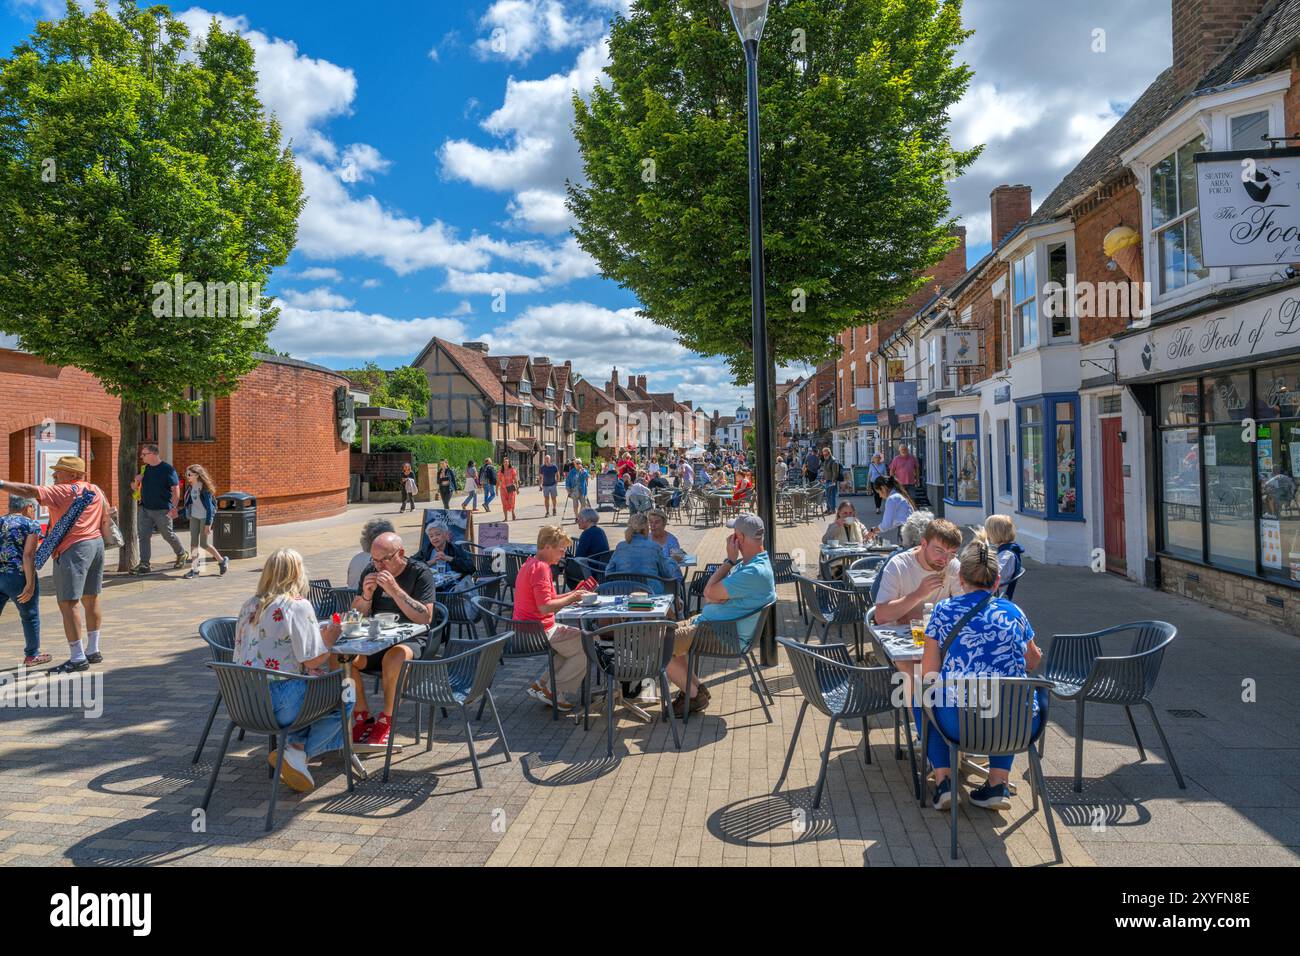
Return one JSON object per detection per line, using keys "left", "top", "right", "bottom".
{"left": 596, "top": 473, "right": 616, "bottom": 506}
{"left": 1261, "top": 518, "right": 1282, "bottom": 570}
{"left": 477, "top": 521, "right": 509, "bottom": 550}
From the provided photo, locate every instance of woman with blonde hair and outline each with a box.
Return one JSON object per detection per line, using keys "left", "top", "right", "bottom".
{"left": 916, "top": 533, "right": 1043, "bottom": 812}
{"left": 181, "top": 464, "right": 226, "bottom": 579}
{"left": 232, "top": 548, "right": 350, "bottom": 793}
{"left": 822, "top": 501, "right": 865, "bottom": 546}
{"left": 605, "top": 512, "right": 677, "bottom": 589}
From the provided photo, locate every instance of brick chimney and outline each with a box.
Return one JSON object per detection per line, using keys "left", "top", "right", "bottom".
{"left": 933, "top": 225, "right": 968, "bottom": 287}
{"left": 461, "top": 341, "right": 490, "bottom": 353}
{"left": 636, "top": 374, "right": 647, "bottom": 391}
{"left": 609, "top": 367, "right": 619, "bottom": 391}
{"left": 990, "top": 185, "right": 1032, "bottom": 249}
{"left": 1172, "top": 0, "right": 1263, "bottom": 92}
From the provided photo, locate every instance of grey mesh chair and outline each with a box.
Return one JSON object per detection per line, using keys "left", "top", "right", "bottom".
{"left": 308, "top": 579, "right": 334, "bottom": 619}
{"left": 684, "top": 602, "right": 777, "bottom": 724}
{"left": 326, "top": 586, "right": 359, "bottom": 618}
{"left": 685, "top": 564, "right": 723, "bottom": 616}
{"left": 409, "top": 603, "right": 450, "bottom": 746}
{"left": 920, "top": 675, "right": 1059, "bottom": 861}
{"left": 1039, "top": 621, "right": 1183, "bottom": 792}
{"left": 384, "top": 636, "right": 510, "bottom": 788}
{"left": 503, "top": 551, "right": 529, "bottom": 597}
{"left": 440, "top": 575, "right": 503, "bottom": 641}
{"left": 192, "top": 617, "right": 238, "bottom": 764}
{"left": 770, "top": 553, "right": 801, "bottom": 620}
{"left": 775, "top": 638, "right": 907, "bottom": 809}
{"left": 580, "top": 621, "right": 681, "bottom": 759}
{"left": 200, "top": 663, "right": 353, "bottom": 831}
{"left": 474, "top": 596, "right": 563, "bottom": 720}
{"left": 596, "top": 579, "right": 643, "bottom": 599}
{"left": 795, "top": 575, "right": 868, "bottom": 660}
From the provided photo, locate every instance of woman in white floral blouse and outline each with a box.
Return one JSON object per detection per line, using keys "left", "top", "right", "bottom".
{"left": 233, "top": 548, "right": 349, "bottom": 793}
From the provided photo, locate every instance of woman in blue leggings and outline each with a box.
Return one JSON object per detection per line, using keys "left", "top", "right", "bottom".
{"left": 914, "top": 536, "right": 1043, "bottom": 811}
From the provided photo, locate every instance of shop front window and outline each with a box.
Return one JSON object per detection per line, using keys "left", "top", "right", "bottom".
{"left": 1157, "top": 362, "right": 1300, "bottom": 582}
{"left": 944, "top": 415, "right": 980, "bottom": 505}
{"left": 1017, "top": 395, "right": 1080, "bottom": 519}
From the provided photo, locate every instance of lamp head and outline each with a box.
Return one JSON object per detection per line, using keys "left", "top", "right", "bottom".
{"left": 723, "top": 0, "right": 770, "bottom": 44}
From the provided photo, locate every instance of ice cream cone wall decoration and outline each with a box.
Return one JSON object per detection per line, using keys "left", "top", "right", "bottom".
{"left": 1104, "top": 224, "right": 1142, "bottom": 281}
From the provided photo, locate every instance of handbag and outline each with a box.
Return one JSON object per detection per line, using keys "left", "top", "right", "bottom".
{"left": 506, "top": 483, "right": 518, "bottom": 494}
{"left": 102, "top": 504, "right": 124, "bottom": 549}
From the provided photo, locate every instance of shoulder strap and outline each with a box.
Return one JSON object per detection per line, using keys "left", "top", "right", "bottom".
{"left": 938, "top": 592, "right": 993, "bottom": 661}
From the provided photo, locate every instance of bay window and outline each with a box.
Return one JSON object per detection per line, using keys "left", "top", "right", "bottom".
{"left": 1017, "top": 395, "right": 1081, "bottom": 520}
{"left": 1013, "top": 250, "right": 1037, "bottom": 352}
{"left": 944, "top": 415, "right": 980, "bottom": 505}
{"left": 1151, "top": 135, "right": 1209, "bottom": 295}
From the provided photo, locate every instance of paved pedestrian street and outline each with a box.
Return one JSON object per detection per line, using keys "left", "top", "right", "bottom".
{"left": 1, "top": 491, "right": 1297, "bottom": 867}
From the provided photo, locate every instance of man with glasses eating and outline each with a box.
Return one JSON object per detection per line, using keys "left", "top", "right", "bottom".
{"left": 348, "top": 532, "right": 437, "bottom": 751}
{"left": 871, "top": 518, "right": 964, "bottom": 625}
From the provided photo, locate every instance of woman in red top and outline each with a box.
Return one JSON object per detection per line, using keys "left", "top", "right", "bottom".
{"left": 729, "top": 468, "right": 754, "bottom": 506}
{"left": 499, "top": 458, "right": 520, "bottom": 520}
{"left": 514, "top": 526, "right": 589, "bottom": 712}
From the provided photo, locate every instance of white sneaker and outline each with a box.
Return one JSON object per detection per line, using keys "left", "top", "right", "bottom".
{"left": 279, "top": 747, "right": 315, "bottom": 793}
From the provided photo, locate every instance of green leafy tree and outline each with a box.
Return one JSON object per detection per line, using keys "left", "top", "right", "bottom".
{"left": 341, "top": 362, "right": 432, "bottom": 437}
{"left": 569, "top": 0, "right": 979, "bottom": 383}
{"left": 0, "top": 1, "right": 303, "bottom": 567}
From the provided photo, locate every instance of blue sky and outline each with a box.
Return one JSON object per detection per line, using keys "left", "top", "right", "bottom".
{"left": 1, "top": 0, "right": 1173, "bottom": 415}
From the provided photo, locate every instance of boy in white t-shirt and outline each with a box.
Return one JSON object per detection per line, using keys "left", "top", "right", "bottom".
{"left": 873, "top": 518, "right": 964, "bottom": 625}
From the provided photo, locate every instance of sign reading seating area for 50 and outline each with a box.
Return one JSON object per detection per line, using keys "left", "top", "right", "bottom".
{"left": 1195, "top": 147, "right": 1300, "bottom": 267}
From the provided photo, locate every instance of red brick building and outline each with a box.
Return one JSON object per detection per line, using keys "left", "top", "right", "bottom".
{"left": 1, "top": 348, "right": 351, "bottom": 525}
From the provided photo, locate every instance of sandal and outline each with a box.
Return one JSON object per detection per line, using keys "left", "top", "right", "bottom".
{"left": 23, "top": 653, "right": 52, "bottom": 667}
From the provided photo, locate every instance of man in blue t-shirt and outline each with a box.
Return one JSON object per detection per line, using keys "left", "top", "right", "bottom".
{"left": 666, "top": 513, "right": 776, "bottom": 717}
{"left": 129, "top": 443, "right": 186, "bottom": 574}
{"left": 539, "top": 455, "right": 559, "bottom": 518}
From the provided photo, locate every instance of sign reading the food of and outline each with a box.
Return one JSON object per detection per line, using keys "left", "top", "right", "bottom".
{"left": 1195, "top": 148, "right": 1300, "bottom": 267}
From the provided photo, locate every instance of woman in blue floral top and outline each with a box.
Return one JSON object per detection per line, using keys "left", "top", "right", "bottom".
{"left": 0, "top": 495, "right": 46, "bottom": 665}
{"left": 233, "top": 548, "right": 350, "bottom": 794}
{"left": 918, "top": 535, "right": 1043, "bottom": 812}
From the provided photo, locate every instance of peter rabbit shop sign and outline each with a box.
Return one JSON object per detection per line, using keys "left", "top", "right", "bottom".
{"left": 1194, "top": 147, "right": 1300, "bottom": 267}
{"left": 1116, "top": 284, "right": 1300, "bottom": 381}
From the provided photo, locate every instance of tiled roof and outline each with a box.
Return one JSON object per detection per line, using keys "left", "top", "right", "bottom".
{"left": 422, "top": 338, "right": 528, "bottom": 407}
{"left": 1199, "top": 0, "right": 1300, "bottom": 89}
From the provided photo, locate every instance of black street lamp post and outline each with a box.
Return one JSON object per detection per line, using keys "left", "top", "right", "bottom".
{"left": 499, "top": 357, "right": 509, "bottom": 471}
{"left": 725, "top": 0, "right": 777, "bottom": 665}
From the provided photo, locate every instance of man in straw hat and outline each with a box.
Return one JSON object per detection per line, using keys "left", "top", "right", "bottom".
{"left": 0, "top": 456, "right": 110, "bottom": 673}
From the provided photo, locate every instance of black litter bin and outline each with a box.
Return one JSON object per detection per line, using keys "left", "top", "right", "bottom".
{"left": 214, "top": 492, "right": 257, "bottom": 559}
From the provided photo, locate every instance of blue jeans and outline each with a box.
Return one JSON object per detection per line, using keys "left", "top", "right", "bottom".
{"left": 270, "top": 677, "right": 353, "bottom": 760}
{"left": 0, "top": 570, "right": 40, "bottom": 657}
{"left": 482, "top": 483, "right": 496, "bottom": 509}
{"left": 914, "top": 704, "right": 1043, "bottom": 774}
{"left": 462, "top": 490, "right": 478, "bottom": 510}
{"left": 824, "top": 480, "right": 838, "bottom": 512}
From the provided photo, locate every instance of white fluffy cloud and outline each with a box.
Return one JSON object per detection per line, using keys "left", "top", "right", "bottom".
{"left": 288, "top": 266, "right": 343, "bottom": 282}
{"left": 268, "top": 307, "right": 468, "bottom": 363}
{"left": 276, "top": 287, "right": 354, "bottom": 309}
{"left": 472, "top": 0, "right": 605, "bottom": 63}
{"left": 336, "top": 143, "right": 391, "bottom": 184}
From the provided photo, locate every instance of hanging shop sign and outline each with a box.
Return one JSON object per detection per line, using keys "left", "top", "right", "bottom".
{"left": 1194, "top": 147, "right": 1300, "bottom": 267}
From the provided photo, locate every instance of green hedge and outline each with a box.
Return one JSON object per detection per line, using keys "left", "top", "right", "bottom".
{"left": 358, "top": 434, "right": 494, "bottom": 470}
{"left": 575, "top": 440, "right": 593, "bottom": 464}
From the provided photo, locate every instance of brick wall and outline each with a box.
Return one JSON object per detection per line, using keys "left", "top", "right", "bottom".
{"left": 990, "top": 185, "right": 1032, "bottom": 248}
{"left": 1, "top": 350, "right": 348, "bottom": 527}
{"left": 1160, "top": 556, "right": 1299, "bottom": 634}
{"left": 1172, "top": 0, "right": 1266, "bottom": 92}
{"left": 1074, "top": 180, "right": 1146, "bottom": 344}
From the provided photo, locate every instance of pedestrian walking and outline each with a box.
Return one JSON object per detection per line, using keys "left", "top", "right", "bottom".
{"left": 480, "top": 458, "right": 498, "bottom": 512}
{"left": 0, "top": 494, "right": 47, "bottom": 666}
{"left": 500, "top": 458, "right": 519, "bottom": 520}
{"left": 461, "top": 459, "right": 480, "bottom": 510}
{"left": 435, "top": 459, "right": 457, "bottom": 510}
{"left": 0, "top": 457, "right": 110, "bottom": 673}
{"left": 399, "top": 462, "right": 417, "bottom": 513}
{"left": 129, "top": 443, "right": 187, "bottom": 573}
{"left": 180, "top": 465, "right": 227, "bottom": 579}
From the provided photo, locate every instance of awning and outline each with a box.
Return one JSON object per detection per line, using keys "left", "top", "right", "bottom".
{"left": 507, "top": 439, "right": 535, "bottom": 453}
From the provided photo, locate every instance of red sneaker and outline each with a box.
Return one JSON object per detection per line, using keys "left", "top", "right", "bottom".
{"left": 351, "top": 711, "right": 373, "bottom": 745}
{"left": 367, "top": 713, "right": 392, "bottom": 750}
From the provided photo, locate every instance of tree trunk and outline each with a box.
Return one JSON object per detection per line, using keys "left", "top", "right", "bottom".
{"left": 116, "top": 400, "right": 141, "bottom": 572}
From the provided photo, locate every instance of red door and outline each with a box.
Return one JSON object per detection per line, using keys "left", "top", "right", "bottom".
{"left": 1101, "top": 417, "right": 1126, "bottom": 574}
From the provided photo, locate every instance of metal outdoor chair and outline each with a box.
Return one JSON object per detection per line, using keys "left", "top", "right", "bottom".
{"left": 384, "top": 636, "right": 510, "bottom": 788}
{"left": 1039, "top": 621, "right": 1184, "bottom": 792}
{"left": 438, "top": 575, "right": 503, "bottom": 641}
{"left": 862, "top": 606, "right": 914, "bottom": 771}
{"left": 503, "top": 552, "right": 529, "bottom": 597}
{"left": 308, "top": 579, "right": 334, "bottom": 619}
{"left": 325, "top": 586, "right": 359, "bottom": 618}
{"left": 580, "top": 621, "right": 681, "bottom": 759}
{"left": 775, "top": 638, "right": 907, "bottom": 809}
{"left": 461, "top": 542, "right": 499, "bottom": 578}
{"left": 869, "top": 547, "right": 906, "bottom": 604}
{"left": 199, "top": 663, "right": 353, "bottom": 831}
{"left": 684, "top": 602, "right": 777, "bottom": 724}
{"left": 474, "top": 596, "right": 564, "bottom": 721}
{"left": 770, "top": 553, "right": 802, "bottom": 621}
{"left": 795, "top": 575, "right": 868, "bottom": 660}
{"left": 685, "top": 564, "right": 723, "bottom": 617}
{"left": 408, "top": 603, "right": 450, "bottom": 745}
{"left": 920, "top": 676, "right": 1059, "bottom": 861}
{"left": 192, "top": 617, "right": 238, "bottom": 764}
{"left": 596, "top": 579, "right": 644, "bottom": 599}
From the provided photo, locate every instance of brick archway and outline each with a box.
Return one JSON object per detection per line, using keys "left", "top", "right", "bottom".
{"left": 5, "top": 415, "right": 120, "bottom": 505}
